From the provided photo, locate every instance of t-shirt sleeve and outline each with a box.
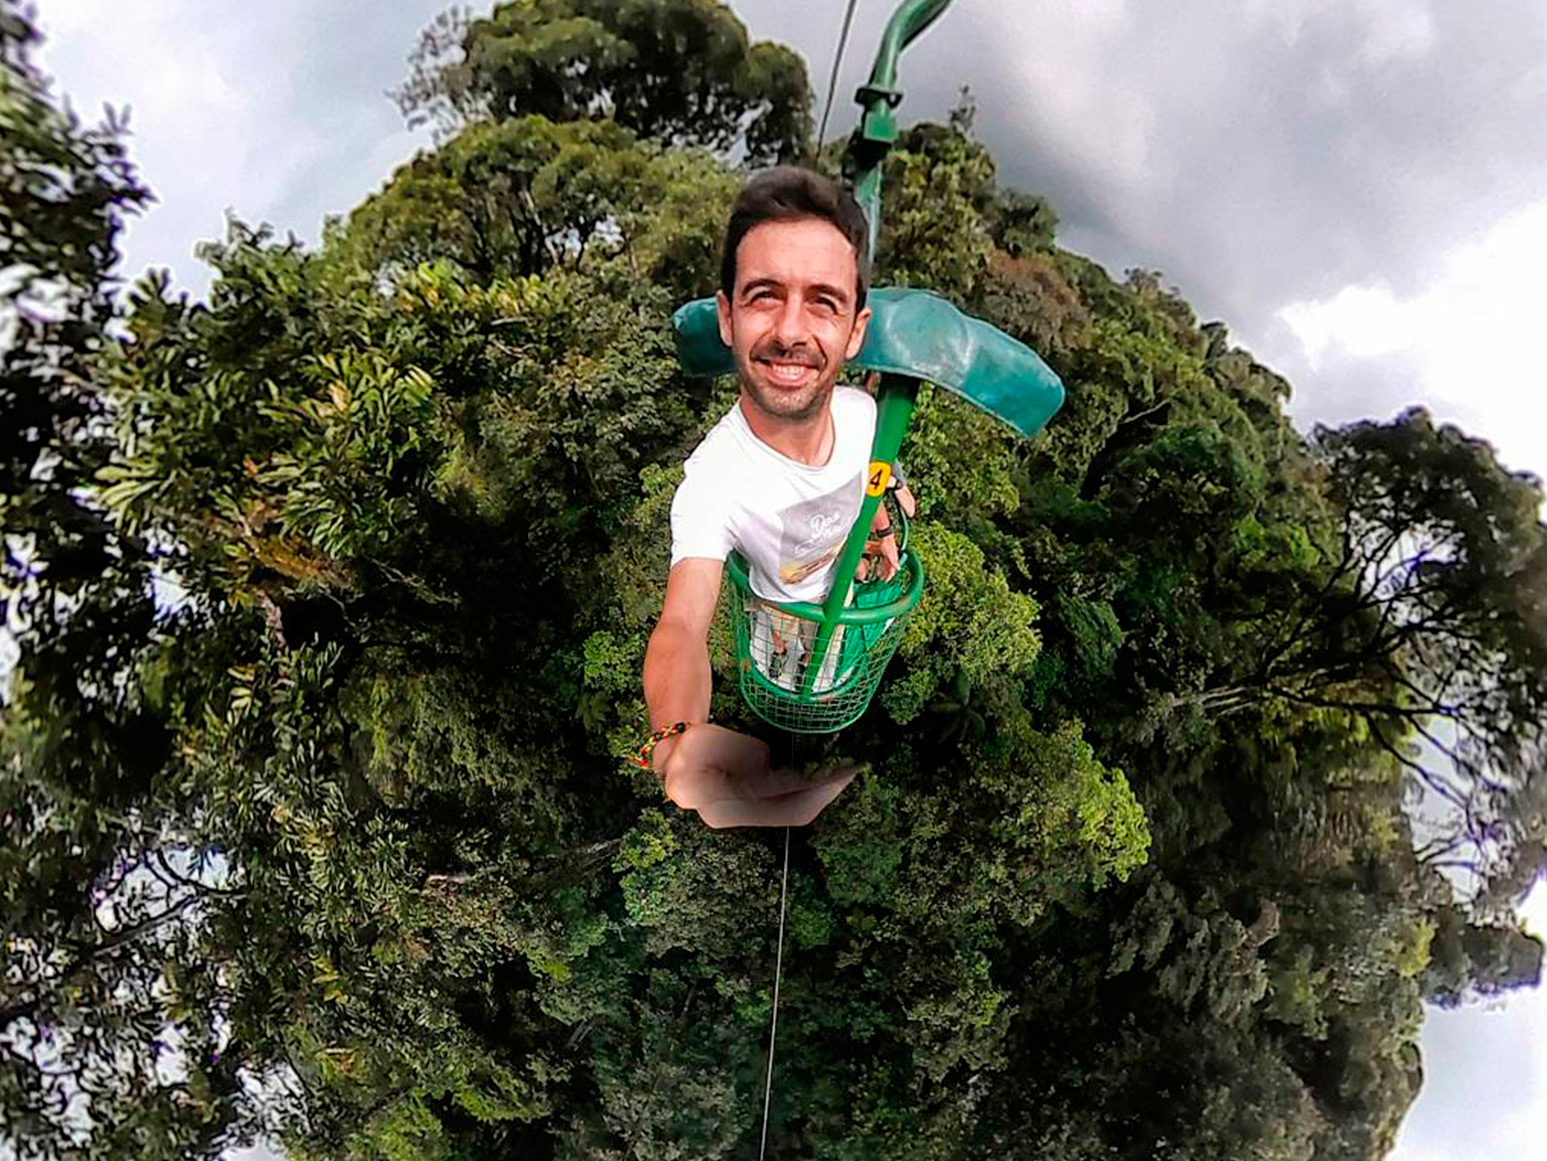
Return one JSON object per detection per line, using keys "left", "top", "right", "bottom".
{"left": 669, "top": 459, "right": 736, "bottom": 566}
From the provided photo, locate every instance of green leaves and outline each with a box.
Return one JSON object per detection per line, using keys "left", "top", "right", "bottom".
{"left": 395, "top": 0, "right": 813, "bottom": 165}
{"left": 883, "top": 522, "right": 1040, "bottom": 725}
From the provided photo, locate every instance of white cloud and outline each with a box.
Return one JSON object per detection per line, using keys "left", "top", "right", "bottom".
{"left": 1240, "top": 0, "right": 1436, "bottom": 63}
{"left": 1390, "top": 885, "right": 1547, "bottom": 1161}
{"left": 1278, "top": 199, "right": 1547, "bottom": 476}
{"left": 32, "top": 0, "right": 442, "bottom": 297}
{"left": 1357, "top": 5, "right": 1436, "bottom": 66}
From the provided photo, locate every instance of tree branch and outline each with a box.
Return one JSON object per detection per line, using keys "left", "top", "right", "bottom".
{"left": 1, "top": 891, "right": 217, "bottom": 1029}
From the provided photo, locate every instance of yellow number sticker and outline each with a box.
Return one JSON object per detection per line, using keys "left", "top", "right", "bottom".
{"left": 866, "top": 460, "right": 892, "bottom": 497}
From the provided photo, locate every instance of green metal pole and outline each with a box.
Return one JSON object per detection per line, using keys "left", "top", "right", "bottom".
{"left": 869, "top": 0, "right": 954, "bottom": 89}
{"left": 848, "top": 0, "right": 954, "bottom": 265}
{"left": 801, "top": 374, "right": 919, "bottom": 694}
{"left": 800, "top": 0, "right": 952, "bottom": 694}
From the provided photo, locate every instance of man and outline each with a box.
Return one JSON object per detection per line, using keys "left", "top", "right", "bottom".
{"left": 640, "top": 167, "right": 898, "bottom": 829}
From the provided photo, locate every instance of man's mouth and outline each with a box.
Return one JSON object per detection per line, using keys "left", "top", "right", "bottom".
{"left": 755, "top": 353, "right": 822, "bottom": 387}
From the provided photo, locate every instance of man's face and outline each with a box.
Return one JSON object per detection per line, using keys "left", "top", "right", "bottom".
{"left": 717, "top": 217, "right": 871, "bottom": 424}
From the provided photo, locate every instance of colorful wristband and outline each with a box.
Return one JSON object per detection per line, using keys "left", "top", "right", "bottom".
{"left": 630, "top": 721, "right": 688, "bottom": 770}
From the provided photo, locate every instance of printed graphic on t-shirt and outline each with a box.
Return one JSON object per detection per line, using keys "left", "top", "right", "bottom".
{"left": 777, "top": 472, "right": 864, "bottom": 586}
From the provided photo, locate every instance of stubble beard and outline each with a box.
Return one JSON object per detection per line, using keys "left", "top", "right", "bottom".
{"left": 738, "top": 341, "right": 839, "bottom": 425}
{"left": 743, "top": 372, "right": 835, "bottom": 423}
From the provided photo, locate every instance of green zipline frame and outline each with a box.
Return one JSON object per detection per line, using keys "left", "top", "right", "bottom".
{"left": 767, "top": 0, "right": 949, "bottom": 720}
{"left": 849, "top": 0, "right": 954, "bottom": 269}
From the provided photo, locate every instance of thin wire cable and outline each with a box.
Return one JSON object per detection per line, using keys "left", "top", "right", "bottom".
{"left": 758, "top": 823, "right": 793, "bottom": 1160}
{"left": 817, "top": 0, "right": 862, "bottom": 149}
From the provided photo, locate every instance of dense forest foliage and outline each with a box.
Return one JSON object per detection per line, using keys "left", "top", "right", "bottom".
{"left": 4, "top": 2, "right": 1545, "bottom": 1158}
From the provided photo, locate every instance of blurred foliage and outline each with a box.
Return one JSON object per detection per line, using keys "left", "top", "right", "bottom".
{"left": 4, "top": 2, "right": 1545, "bottom": 1159}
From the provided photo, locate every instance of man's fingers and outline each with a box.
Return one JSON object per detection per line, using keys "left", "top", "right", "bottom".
{"left": 746, "top": 765, "right": 848, "bottom": 797}
{"left": 698, "top": 772, "right": 860, "bottom": 828}
{"left": 879, "top": 544, "right": 899, "bottom": 581}
{"left": 664, "top": 724, "right": 864, "bottom": 824}
{"left": 752, "top": 767, "right": 814, "bottom": 795}
{"left": 714, "top": 762, "right": 860, "bottom": 803}
{"left": 698, "top": 785, "right": 827, "bottom": 828}
{"left": 802, "top": 772, "right": 856, "bottom": 816}
{"left": 688, "top": 723, "right": 770, "bottom": 772}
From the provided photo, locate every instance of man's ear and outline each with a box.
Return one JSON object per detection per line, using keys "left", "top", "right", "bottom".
{"left": 845, "top": 304, "right": 873, "bottom": 360}
{"left": 716, "top": 290, "right": 733, "bottom": 349}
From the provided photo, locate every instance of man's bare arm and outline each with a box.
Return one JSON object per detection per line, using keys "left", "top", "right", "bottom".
{"left": 641, "top": 557, "right": 858, "bottom": 827}
{"left": 643, "top": 558, "right": 722, "bottom": 740}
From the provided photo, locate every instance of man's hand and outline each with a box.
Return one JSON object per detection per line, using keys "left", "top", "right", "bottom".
{"left": 858, "top": 484, "right": 912, "bottom": 583}
{"left": 656, "top": 723, "right": 858, "bottom": 828}
{"left": 644, "top": 559, "right": 858, "bottom": 829}
{"left": 864, "top": 527, "right": 901, "bottom": 581}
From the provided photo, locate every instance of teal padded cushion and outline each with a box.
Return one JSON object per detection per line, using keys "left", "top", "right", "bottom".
{"left": 670, "top": 286, "right": 1065, "bottom": 439}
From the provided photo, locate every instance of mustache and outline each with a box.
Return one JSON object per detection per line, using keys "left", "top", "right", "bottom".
{"left": 750, "top": 339, "right": 824, "bottom": 368}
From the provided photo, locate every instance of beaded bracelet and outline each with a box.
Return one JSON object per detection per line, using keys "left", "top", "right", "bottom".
{"left": 629, "top": 721, "right": 688, "bottom": 770}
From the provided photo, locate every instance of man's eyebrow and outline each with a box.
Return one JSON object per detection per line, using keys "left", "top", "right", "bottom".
{"left": 806, "top": 281, "right": 852, "bottom": 304}
{"left": 738, "top": 276, "right": 852, "bottom": 305}
{"left": 738, "top": 277, "right": 786, "bottom": 297}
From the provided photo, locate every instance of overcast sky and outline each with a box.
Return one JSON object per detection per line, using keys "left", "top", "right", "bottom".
{"left": 28, "top": 3, "right": 1547, "bottom": 1159}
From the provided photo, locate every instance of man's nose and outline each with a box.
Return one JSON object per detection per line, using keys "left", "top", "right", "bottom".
{"left": 773, "top": 296, "right": 809, "bottom": 346}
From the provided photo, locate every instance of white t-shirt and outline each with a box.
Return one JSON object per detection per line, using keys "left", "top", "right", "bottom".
{"left": 670, "top": 387, "right": 877, "bottom": 603}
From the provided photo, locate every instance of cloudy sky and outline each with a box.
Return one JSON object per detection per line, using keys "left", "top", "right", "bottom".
{"left": 29, "top": 2, "right": 1547, "bottom": 1158}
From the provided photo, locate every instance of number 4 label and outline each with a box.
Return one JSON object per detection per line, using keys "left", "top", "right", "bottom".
{"left": 867, "top": 461, "right": 892, "bottom": 497}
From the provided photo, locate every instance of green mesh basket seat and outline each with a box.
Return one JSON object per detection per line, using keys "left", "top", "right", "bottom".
{"left": 726, "top": 542, "right": 925, "bottom": 734}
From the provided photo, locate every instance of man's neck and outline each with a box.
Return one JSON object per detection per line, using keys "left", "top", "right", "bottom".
{"left": 738, "top": 393, "right": 834, "bottom": 466}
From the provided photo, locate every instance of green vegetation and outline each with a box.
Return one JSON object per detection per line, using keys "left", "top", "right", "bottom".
{"left": 3, "top": 2, "right": 1544, "bottom": 1158}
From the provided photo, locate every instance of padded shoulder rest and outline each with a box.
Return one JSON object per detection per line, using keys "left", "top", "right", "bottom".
{"left": 670, "top": 286, "right": 1065, "bottom": 439}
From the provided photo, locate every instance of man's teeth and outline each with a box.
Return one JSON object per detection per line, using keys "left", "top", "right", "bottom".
{"left": 766, "top": 362, "right": 813, "bottom": 382}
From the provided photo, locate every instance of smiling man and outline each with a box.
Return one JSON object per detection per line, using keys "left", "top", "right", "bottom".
{"left": 638, "top": 167, "right": 896, "bottom": 829}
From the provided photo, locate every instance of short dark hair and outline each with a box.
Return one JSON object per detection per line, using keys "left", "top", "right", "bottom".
{"left": 719, "top": 166, "right": 871, "bottom": 309}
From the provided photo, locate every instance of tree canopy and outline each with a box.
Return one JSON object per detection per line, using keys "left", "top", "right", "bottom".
{"left": 3, "top": 2, "right": 1543, "bottom": 1159}
{"left": 393, "top": 0, "right": 811, "bottom": 165}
